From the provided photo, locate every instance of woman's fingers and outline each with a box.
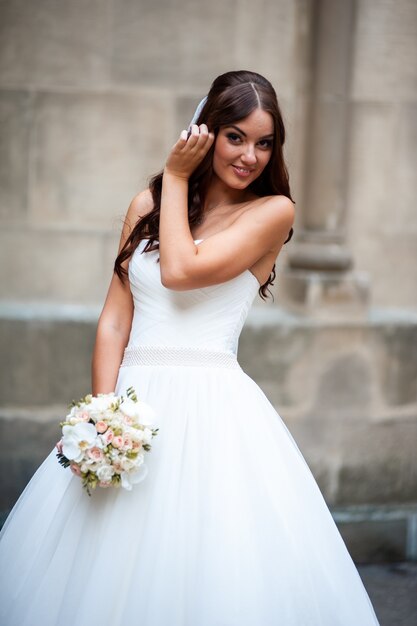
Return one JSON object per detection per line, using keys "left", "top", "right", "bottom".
{"left": 183, "top": 124, "right": 213, "bottom": 152}
{"left": 165, "top": 124, "right": 215, "bottom": 178}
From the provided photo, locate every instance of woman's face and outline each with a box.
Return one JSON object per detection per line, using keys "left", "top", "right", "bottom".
{"left": 212, "top": 108, "right": 274, "bottom": 191}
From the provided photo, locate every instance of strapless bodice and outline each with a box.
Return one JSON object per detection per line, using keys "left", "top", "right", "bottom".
{"left": 126, "top": 239, "right": 259, "bottom": 355}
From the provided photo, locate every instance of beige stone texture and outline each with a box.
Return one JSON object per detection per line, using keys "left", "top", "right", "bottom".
{"left": 233, "top": 0, "right": 297, "bottom": 100}
{"left": 352, "top": 0, "right": 417, "bottom": 102}
{"left": 0, "top": 90, "right": 32, "bottom": 222}
{"left": 111, "top": 0, "right": 238, "bottom": 91}
{"left": 110, "top": 0, "right": 296, "bottom": 96}
{"left": 0, "top": 0, "right": 110, "bottom": 89}
{"left": 28, "top": 90, "right": 174, "bottom": 227}
{"left": 347, "top": 102, "right": 417, "bottom": 308}
{"left": 0, "top": 229, "right": 109, "bottom": 303}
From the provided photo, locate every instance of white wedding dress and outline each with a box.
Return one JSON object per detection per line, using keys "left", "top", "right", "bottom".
{"left": 0, "top": 238, "right": 380, "bottom": 625}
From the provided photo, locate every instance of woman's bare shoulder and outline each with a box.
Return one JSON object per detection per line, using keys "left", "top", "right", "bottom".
{"left": 118, "top": 189, "right": 155, "bottom": 250}
{"left": 125, "top": 188, "right": 155, "bottom": 223}
{"left": 240, "top": 195, "right": 295, "bottom": 241}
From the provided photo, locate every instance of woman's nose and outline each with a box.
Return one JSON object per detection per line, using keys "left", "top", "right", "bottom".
{"left": 241, "top": 145, "right": 257, "bottom": 165}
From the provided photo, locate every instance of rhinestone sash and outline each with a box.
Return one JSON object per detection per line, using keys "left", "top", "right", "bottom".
{"left": 120, "top": 345, "right": 242, "bottom": 369}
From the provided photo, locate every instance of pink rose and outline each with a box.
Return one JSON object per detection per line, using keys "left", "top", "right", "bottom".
{"left": 102, "top": 429, "right": 114, "bottom": 444}
{"left": 70, "top": 463, "right": 82, "bottom": 476}
{"left": 78, "top": 411, "right": 90, "bottom": 421}
{"left": 98, "top": 481, "right": 111, "bottom": 488}
{"left": 87, "top": 447, "right": 104, "bottom": 461}
{"left": 112, "top": 436, "right": 123, "bottom": 449}
{"left": 132, "top": 440, "right": 142, "bottom": 451}
{"left": 95, "top": 421, "right": 108, "bottom": 434}
{"left": 123, "top": 435, "right": 133, "bottom": 450}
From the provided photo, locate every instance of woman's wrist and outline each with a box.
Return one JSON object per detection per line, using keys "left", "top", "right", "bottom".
{"left": 163, "top": 166, "right": 190, "bottom": 182}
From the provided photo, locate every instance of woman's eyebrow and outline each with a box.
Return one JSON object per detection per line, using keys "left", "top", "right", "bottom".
{"left": 225, "top": 124, "right": 274, "bottom": 139}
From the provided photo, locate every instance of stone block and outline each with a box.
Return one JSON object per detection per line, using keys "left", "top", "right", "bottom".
{"left": 0, "top": 90, "right": 31, "bottom": 222}
{"left": 233, "top": 0, "right": 297, "bottom": 100}
{"left": 239, "top": 318, "right": 315, "bottom": 408}
{"left": 314, "top": 352, "right": 373, "bottom": 412}
{"left": 0, "top": 229, "right": 108, "bottom": 303}
{"left": 0, "top": 315, "right": 96, "bottom": 407}
{"left": 304, "top": 100, "right": 351, "bottom": 231}
{"left": 281, "top": 268, "right": 370, "bottom": 318}
{"left": 334, "top": 419, "right": 417, "bottom": 505}
{"left": 0, "top": 410, "right": 62, "bottom": 514}
{"left": 375, "top": 324, "right": 417, "bottom": 407}
{"left": 111, "top": 0, "right": 236, "bottom": 91}
{"left": 352, "top": 0, "right": 417, "bottom": 101}
{"left": 290, "top": 414, "right": 417, "bottom": 507}
{"left": 337, "top": 518, "right": 408, "bottom": 563}
{"left": 29, "top": 90, "right": 174, "bottom": 227}
{"left": 0, "top": 0, "right": 110, "bottom": 88}
{"left": 347, "top": 102, "right": 417, "bottom": 308}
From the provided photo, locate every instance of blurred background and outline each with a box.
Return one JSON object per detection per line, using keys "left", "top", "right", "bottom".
{"left": 0, "top": 0, "right": 416, "bottom": 614}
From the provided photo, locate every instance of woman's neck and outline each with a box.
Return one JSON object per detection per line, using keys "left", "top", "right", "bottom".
{"left": 203, "top": 175, "right": 253, "bottom": 212}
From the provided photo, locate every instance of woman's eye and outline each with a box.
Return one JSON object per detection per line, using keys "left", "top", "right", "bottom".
{"left": 226, "top": 133, "right": 241, "bottom": 143}
{"left": 258, "top": 139, "right": 273, "bottom": 149}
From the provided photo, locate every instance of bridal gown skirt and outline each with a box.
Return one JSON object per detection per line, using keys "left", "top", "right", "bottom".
{"left": 0, "top": 346, "right": 379, "bottom": 626}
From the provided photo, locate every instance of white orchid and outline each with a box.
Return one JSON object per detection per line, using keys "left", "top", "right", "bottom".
{"left": 121, "top": 463, "right": 148, "bottom": 491}
{"left": 120, "top": 398, "right": 156, "bottom": 425}
{"left": 142, "top": 428, "right": 154, "bottom": 445}
{"left": 136, "top": 400, "right": 156, "bottom": 425}
{"left": 62, "top": 422, "right": 98, "bottom": 463}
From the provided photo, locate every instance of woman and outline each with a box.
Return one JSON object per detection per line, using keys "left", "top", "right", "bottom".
{"left": 0, "top": 70, "right": 379, "bottom": 625}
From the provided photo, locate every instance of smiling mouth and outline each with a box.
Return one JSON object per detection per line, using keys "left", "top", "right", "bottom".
{"left": 232, "top": 165, "right": 255, "bottom": 177}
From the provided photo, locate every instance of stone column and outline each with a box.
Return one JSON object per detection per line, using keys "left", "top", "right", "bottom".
{"left": 282, "top": 0, "right": 370, "bottom": 317}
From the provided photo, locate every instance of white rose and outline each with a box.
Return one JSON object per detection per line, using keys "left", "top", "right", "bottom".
{"left": 96, "top": 464, "right": 115, "bottom": 482}
{"left": 120, "top": 457, "right": 135, "bottom": 472}
{"left": 88, "top": 393, "right": 116, "bottom": 412}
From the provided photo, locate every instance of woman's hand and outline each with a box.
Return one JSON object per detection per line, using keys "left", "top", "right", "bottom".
{"left": 164, "top": 124, "right": 215, "bottom": 180}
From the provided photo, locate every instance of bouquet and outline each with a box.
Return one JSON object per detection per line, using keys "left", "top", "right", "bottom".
{"left": 56, "top": 387, "right": 158, "bottom": 495}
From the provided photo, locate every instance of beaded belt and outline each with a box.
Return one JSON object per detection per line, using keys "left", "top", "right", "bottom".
{"left": 120, "top": 345, "right": 242, "bottom": 369}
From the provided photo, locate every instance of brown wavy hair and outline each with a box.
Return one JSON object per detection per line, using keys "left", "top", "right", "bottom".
{"left": 115, "top": 70, "right": 295, "bottom": 300}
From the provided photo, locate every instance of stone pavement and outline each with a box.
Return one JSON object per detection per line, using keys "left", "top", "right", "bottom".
{"left": 359, "top": 563, "right": 417, "bottom": 626}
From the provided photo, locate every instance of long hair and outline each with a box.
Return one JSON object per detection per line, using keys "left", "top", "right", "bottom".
{"left": 115, "top": 70, "right": 295, "bottom": 300}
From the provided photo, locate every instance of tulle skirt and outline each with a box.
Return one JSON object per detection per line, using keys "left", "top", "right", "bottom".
{"left": 0, "top": 347, "right": 379, "bottom": 625}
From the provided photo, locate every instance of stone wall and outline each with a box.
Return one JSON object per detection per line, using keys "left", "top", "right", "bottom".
{"left": 1, "top": 0, "right": 416, "bottom": 558}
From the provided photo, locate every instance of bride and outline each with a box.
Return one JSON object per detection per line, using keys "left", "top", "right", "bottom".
{"left": 0, "top": 70, "right": 380, "bottom": 625}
